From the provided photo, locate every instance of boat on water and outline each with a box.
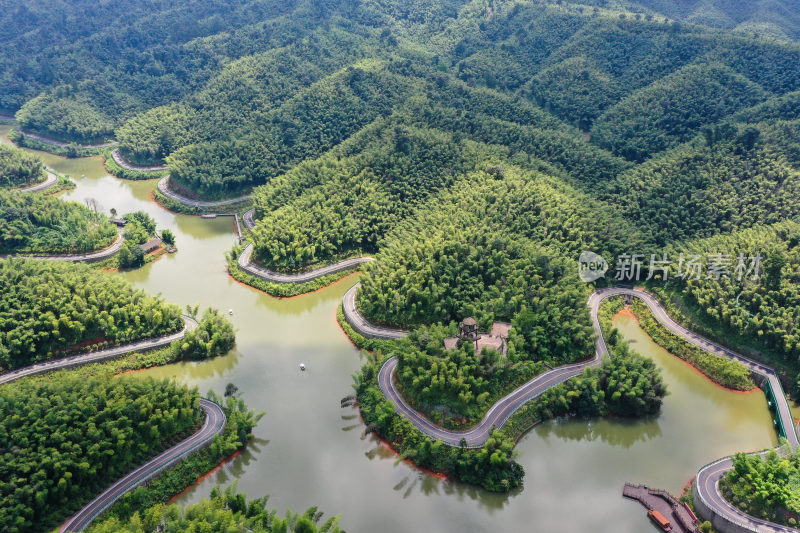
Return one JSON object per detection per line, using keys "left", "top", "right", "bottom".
{"left": 647, "top": 509, "right": 672, "bottom": 532}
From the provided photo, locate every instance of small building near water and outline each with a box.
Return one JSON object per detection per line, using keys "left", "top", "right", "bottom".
{"left": 140, "top": 238, "right": 162, "bottom": 254}
{"left": 444, "top": 318, "right": 512, "bottom": 356}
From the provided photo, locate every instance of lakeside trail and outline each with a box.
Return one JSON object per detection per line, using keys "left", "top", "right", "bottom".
{"left": 341, "top": 284, "right": 800, "bottom": 532}
{"left": 111, "top": 148, "right": 167, "bottom": 171}
{"left": 17, "top": 170, "right": 58, "bottom": 193}
{"left": 0, "top": 227, "right": 125, "bottom": 263}
{"left": 0, "top": 316, "right": 227, "bottom": 532}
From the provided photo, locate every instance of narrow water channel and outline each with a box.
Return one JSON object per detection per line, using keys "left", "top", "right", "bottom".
{"left": 3, "top": 124, "right": 778, "bottom": 532}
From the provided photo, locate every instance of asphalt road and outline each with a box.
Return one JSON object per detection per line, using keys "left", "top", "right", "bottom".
{"left": 20, "top": 131, "right": 118, "bottom": 149}
{"left": 0, "top": 227, "right": 125, "bottom": 263}
{"left": 157, "top": 176, "right": 250, "bottom": 208}
{"left": 59, "top": 398, "right": 226, "bottom": 532}
{"left": 695, "top": 453, "right": 800, "bottom": 533}
{"left": 238, "top": 244, "right": 373, "bottom": 284}
{"left": 242, "top": 209, "right": 256, "bottom": 230}
{"left": 342, "top": 283, "right": 408, "bottom": 340}
{"left": 18, "top": 171, "right": 58, "bottom": 193}
{"left": 345, "top": 286, "right": 798, "bottom": 447}
{"left": 0, "top": 316, "right": 197, "bottom": 386}
{"left": 0, "top": 315, "right": 219, "bottom": 532}
{"left": 600, "top": 287, "right": 798, "bottom": 449}
{"left": 345, "top": 284, "right": 800, "bottom": 530}
{"left": 111, "top": 148, "right": 167, "bottom": 171}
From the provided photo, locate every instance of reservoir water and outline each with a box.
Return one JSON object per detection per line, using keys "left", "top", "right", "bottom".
{"left": 2, "top": 124, "right": 779, "bottom": 532}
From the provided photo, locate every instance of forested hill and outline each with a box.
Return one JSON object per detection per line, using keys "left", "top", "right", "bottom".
{"left": 615, "top": 0, "right": 800, "bottom": 41}
{"left": 5, "top": 1, "right": 799, "bottom": 364}
{"left": 0, "top": 145, "right": 44, "bottom": 188}
{"left": 5, "top": 0, "right": 800, "bottom": 154}
{"left": 0, "top": 191, "right": 118, "bottom": 255}
{"left": 0, "top": 259, "right": 183, "bottom": 371}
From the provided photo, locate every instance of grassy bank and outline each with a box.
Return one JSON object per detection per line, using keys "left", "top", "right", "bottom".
{"left": 630, "top": 296, "right": 755, "bottom": 391}
{"left": 8, "top": 129, "right": 107, "bottom": 157}
{"left": 152, "top": 186, "right": 252, "bottom": 216}
{"left": 103, "top": 149, "right": 168, "bottom": 180}
{"left": 227, "top": 246, "right": 357, "bottom": 298}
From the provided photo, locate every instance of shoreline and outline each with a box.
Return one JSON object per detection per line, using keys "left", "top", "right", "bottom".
{"left": 166, "top": 450, "right": 243, "bottom": 505}
{"left": 613, "top": 308, "right": 761, "bottom": 395}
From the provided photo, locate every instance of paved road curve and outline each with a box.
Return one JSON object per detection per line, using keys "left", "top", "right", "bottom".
{"left": 0, "top": 315, "right": 225, "bottom": 533}
{"left": 695, "top": 453, "right": 800, "bottom": 533}
{"left": 0, "top": 227, "right": 125, "bottom": 263}
{"left": 238, "top": 244, "right": 373, "bottom": 284}
{"left": 345, "top": 283, "right": 800, "bottom": 529}
{"left": 111, "top": 148, "right": 167, "bottom": 171}
{"left": 242, "top": 209, "right": 256, "bottom": 230}
{"left": 0, "top": 316, "right": 197, "bottom": 386}
{"left": 157, "top": 176, "right": 251, "bottom": 209}
{"left": 18, "top": 171, "right": 58, "bottom": 193}
{"left": 19, "top": 131, "right": 119, "bottom": 149}
{"left": 342, "top": 283, "right": 408, "bottom": 340}
{"left": 59, "top": 398, "right": 226, "bottom": 532}
{"left": 347, "top": 285, "right": 606, "bottom": 446}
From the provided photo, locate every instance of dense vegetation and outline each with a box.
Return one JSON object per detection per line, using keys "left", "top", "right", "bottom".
{"left": 250, "top": 121, "right": 479, "bottom": 270}
{"left": 531, "top": 342, "right": 667, "bottom": 420}
{"left": 88, "top": 484, "right": 344, "bottom": 533}
{"left": 16, "top": 93, "right": 115, "bottom": 143}
{"left": 356, "top": 355, "right": 524, "bottom": 492}
{"left": 116, "top": 211, "right": 167, "bottom": 268}
{"left": 356, "top": 163, "right": 641, "bottom": 339}
{"left": 0, "top": 144, "right": 44, "bottom": 188}
{"left": 590, "top": 63, "right": 767, "bottom": 162}
{"left": 0, "top": 259, "right": 182, "bottom": 370}
{"left": 95, "top": 391, "right": 261, "bottom": 526}
{"left": 392, "top": 324, "right": 540, "bottom": 428}
{"left": 0, "top": 375, "right": 201, "bottom": 532}
{"left": 0, "top": 190, "right": 117, "bottom": 254}
{"left": 352, "top": 329, "right": 666, "bottom": 491}
{"left": 605, "top": 126, "right": 800, "bottom": 245}
{"left": 174, "top": 307, "right": 236, "bottom": 361}
{"left": 657, "top": 222, "right": 800, "bottom": 367}
{"left": 3, "top": 0, "right": 800, "bottom": 506}
{"left": 721, "top": 450, "right": 800, "bottom": 527}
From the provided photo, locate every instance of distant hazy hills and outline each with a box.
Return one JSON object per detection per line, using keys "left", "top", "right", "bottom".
{"left": 608, "top": 0, "right": 800, "bottom": 40}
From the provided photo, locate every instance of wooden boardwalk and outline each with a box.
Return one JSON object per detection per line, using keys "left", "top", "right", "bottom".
{"left": 623, "top": 483, "right": 700, "bottom": 532}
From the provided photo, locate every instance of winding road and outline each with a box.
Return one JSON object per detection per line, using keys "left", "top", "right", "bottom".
{"left": 344, "top": 283, "right": 800, "bottom": 530}
{"left": 111, "top": 148, "right": 167, "bottom": 171}
{"left": 238, "top": 243, "right": 373, "bottom": 284}
{"left": 0, "top": 315, "right": 197, "bottom": 386}
{"left": 157, "top": 176, "right": 251, "bottom": 209}
{"left": 0, "top": 315, "right": 228, "bottom": 532}
{"left": 17, "top": 170, "right": 58, "bottom": 193}
{"left": 242, "top": 208, "right": 256, "bottom": 230}
{"left": 18, "top": 131, "right": 118, "bottom": 149}
{"left": 0, "top": 227, "right": 125, "bottom": 263}
{"left": 59, "top": 399, "right": 226, "bottom": 533}
{"left": 695, "top": 452, "right": 800, "bottom": 533}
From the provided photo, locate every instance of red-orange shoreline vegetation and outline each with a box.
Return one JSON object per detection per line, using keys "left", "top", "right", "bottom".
{"left": 353, "top": 408, "right": 448, "bottom": 481}
{"left": 334, "top": 308, "right": 362, "bottom": 350}
{"left": 166, "top": 450, "right": 242, "bottom": 505}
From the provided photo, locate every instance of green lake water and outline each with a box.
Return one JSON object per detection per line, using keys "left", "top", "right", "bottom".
{"left": 2, "top": 124, "right": 779, "bottom": 532}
